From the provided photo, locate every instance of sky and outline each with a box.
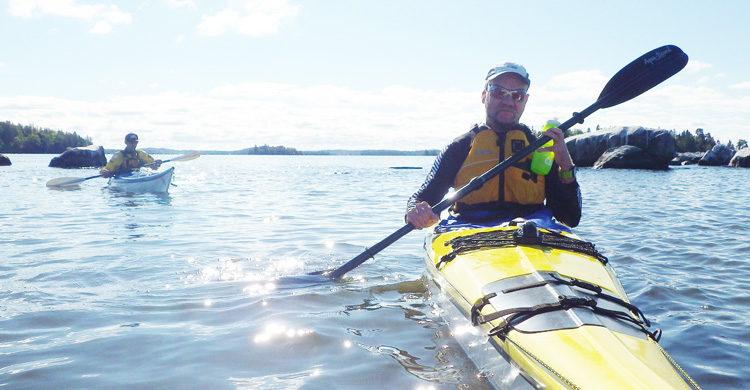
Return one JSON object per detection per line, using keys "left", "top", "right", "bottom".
{"left": 1, "top": 0, "right": 749, "bottom": 151}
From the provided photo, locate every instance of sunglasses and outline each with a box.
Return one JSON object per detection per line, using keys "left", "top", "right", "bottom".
{"left": 485, "top": 84, "right": 528, "bottom": 102}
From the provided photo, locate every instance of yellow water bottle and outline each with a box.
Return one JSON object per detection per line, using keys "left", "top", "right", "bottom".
{"left": 531, "top": 120, "right": 560, "bottom": 175}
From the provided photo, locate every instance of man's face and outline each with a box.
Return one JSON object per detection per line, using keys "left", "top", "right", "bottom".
{"left": 482, "top": 73, "right": 529, "bottom": 130}
{"left": 125, "top": 139, "right": 138, "bottom": 150}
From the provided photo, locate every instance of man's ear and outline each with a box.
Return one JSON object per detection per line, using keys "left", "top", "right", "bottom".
{"left": 481, "top": 90, "right": 487, "bottom": 104}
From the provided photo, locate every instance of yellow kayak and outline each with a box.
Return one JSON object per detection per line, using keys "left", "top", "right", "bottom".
{"left": 424, "top": 218, "right": 701, "bottom": 390}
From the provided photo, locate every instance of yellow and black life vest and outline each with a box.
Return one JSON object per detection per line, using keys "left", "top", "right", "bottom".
{"left": 453, "top": 127, "right": 545, "bottom": 213}
{"left": 120, "top": 150, "right": 143, "bottom": 170}
{"left": 112, "top": 149, "right": 152, "bottom": 172}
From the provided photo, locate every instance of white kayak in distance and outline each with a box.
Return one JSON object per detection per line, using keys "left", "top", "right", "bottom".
{"left": 108, "top": 167, "right": 174, "bottom": 193}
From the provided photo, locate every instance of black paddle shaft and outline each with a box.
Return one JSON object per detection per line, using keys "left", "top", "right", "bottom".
{"left": 325, "top": 45, "right": 688, "bottom": 280}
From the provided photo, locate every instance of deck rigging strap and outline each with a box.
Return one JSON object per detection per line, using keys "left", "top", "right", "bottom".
{"left": 502, "top": 272, "right": 651, "bottom": 328}
{"left": 470, "top": 293, "right": 655, "bottom": 340}
{"left": 437, "top": 224, "right": 608, "bottom": 270}
{"left": 469, "top": 271, "right": 659, "bottom": 340}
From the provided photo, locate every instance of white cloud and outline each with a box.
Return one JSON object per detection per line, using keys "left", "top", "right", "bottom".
{"left": 89, "top": 21, "right": 112, "bottom": 34}
{"left": 197, "top": 0, "right": 299, "bottom": 37}
{"left": 2, "top": 76, "right": 748, "bottom": 152}
{"left": 697, "top": 72, "right": 730, "bottom": 85}
{"left": 197, "top": 9, "right": 238, "bottom": 36}
{"left": 8, "top": 0, "right": 132, "bottom": 33}
{"left": 538, "top": 70, "right": 606, "bottom": 101}
{"left": 0, "top": 83, "right": 477, "bottom": 151}
{"left": 730, "top": 81, "right": 750, "bottom": 89}
{"left": 684, "top": 60, "right": 712, "bottom": 74}
{"left": 7, "top": 0, "right": 38, "bottom": 17}
{"left": 0, "top": 61, "right": 5, "bottom": 67}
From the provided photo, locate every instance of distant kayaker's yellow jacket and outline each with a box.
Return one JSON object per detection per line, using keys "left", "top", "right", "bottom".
{"left": 453, "top": 127, "right": 545, "bottom": 213}
{"left": 100, "top": 149, "right": 155, "bottom": 175}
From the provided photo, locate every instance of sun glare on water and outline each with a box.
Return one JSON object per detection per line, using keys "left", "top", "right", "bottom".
{"left": 252, "top": 323, "right": 313, "bottom": 344}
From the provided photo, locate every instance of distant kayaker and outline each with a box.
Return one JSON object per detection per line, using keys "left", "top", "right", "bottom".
{"left": 100, "top": 133, "right": 162, "bottom": 177}
{"left": 406, "top": 62, "right": 581, "bottom": 229}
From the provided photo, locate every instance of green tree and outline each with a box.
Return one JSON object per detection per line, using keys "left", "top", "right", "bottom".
{"left": 248, "top": 144, "right": 302, "bottom": 155}
{"left": 673, "top": 130, "right": 697, "bottom": 152}
{"left": 671, "top": 128, "right": 724, "bottom": 153}
{"left": 566, "top": 128, "right": 585, "bottom": 137}
{"left": 0, "top": 121, "right": 91, "bottom": 153}
{"left": 694, "top": 128, "right": 717, "bottom": 151}
{"left": 17, "top": 133, "right": 42, "bottom": 152}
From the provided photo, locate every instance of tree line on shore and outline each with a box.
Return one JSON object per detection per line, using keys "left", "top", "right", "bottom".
{"left": 670, "top": 128, "right": 747, "bottom": 152}
{"left": 244, "top": 144, "right": 303, "bottom": 155}
{"left": 0, "top": 121, "right": 92, "bottom": 153}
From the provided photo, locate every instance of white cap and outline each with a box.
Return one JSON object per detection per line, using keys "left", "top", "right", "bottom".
{"left": 486, "top": 62, "right": 530, "bottom": 86}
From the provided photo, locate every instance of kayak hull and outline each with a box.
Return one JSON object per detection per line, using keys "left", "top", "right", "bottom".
{"left": 424, "top": 219, "right": 698, "bottom": 390}
{"left": 108, "top": 167, "right": 174, "bottom": 193}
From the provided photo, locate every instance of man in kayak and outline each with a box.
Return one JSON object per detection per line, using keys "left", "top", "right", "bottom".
{"left": 100, "top": 133, "right": 162, "bottom": 177}
{"left": 405, "top": 62, "right": 581, "bottom": 229}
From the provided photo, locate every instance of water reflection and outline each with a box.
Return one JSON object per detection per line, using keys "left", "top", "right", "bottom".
{"left": 228, "top": 368, "right": 322, "bottom": 390}
{"left": 105, "top": 189, "right": 173, "bottom": 207}
{"left": 252, "top": 322, "right": 314, "bottom": 344}
{"left": 46, "top": 184, "right": 83, "bottom": 192}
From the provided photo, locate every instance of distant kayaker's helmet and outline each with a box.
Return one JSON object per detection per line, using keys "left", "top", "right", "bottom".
{"left": 125, "top": 133, "right": 139, "bottom": 143}
{"left": 485, "top": 62, "right": 531, "bottom": 88}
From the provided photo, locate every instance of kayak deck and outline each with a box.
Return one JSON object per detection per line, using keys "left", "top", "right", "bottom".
{"left": 108, "top": 167, "right": 174, "bottom": 193}
{"left": 424, "top": 219, "right": 700, "bottom": 390}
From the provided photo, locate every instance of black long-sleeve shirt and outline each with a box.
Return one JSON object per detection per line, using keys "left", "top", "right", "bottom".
{"left": 407, "top": 123, "right": 582, "bottom": 227}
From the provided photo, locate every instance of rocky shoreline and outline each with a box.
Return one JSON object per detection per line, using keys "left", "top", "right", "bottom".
{"left": 566, "top": 126, "right": 750, "bottom": 169}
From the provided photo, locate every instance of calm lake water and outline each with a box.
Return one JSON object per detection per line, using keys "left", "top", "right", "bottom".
{"left": 1, "top": 154, "right": 748, "bottom": 389}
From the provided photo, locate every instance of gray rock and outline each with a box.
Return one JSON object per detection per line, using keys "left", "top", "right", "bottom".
{"left": 698, "top": 144, "right": 735, "bottom": 166}
{"left": 729, "top": 147, "right": 750, "bottom": 168}
{"left": 49, "top": 146, "right": 107, "bottom": 168}
{"left": 670, "top": 152, "right": 704, "bottom": 166}
{"left": 594, "top": 145, "right": 664, "bottom": 170}
{"left": 0, "top": 154, "right": 11, "bottom": 166}
{"left": 566, "top": 126, "right": 676, "bottom": 169}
